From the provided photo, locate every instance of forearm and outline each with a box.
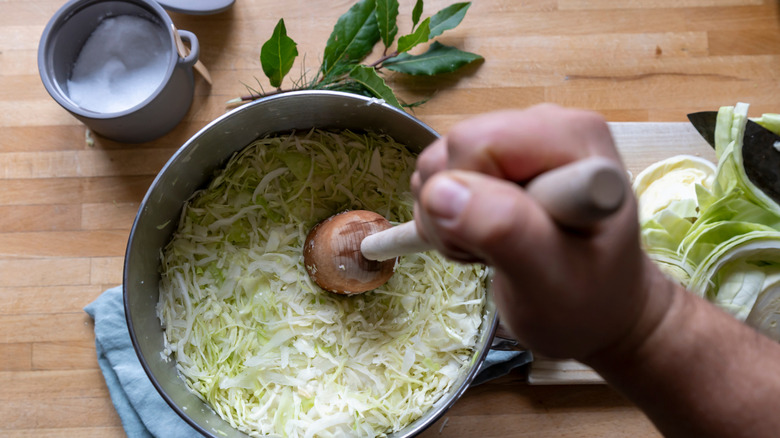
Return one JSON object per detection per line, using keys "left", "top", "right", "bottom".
{"left": 586, "top": 269, "right": 780, "bottom": 437}
{"left": 412, "top": 106, "right": 780, "bottom": 436}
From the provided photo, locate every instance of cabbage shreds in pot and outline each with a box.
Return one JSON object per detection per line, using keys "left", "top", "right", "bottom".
{"left": 157, "top": 129, "right": 489, "bottom": 437}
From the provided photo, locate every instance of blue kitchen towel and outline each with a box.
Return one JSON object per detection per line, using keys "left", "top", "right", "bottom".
{"left": 84, "top": 286, "right": 199, "bottom": 438}
{"left": 85, "top": 286, "right": 530, "bottom": 437}
{"left": 472, "top": 349, "right": 532, "bottom": 386}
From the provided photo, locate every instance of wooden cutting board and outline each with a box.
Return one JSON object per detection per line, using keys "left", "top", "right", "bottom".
{"left": 611, "top": 121, "right": 716, "bottom": 175}
{"left": 527, "top": 121, "right": 715, "bottom": 385}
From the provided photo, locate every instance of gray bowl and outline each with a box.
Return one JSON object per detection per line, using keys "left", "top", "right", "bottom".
{"left": 124, "top": 90, "right": 498, "bottom": 437}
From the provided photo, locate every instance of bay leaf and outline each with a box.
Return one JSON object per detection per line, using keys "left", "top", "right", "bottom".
{"left": 260, "top": 19, "right": 298, "bottom": 88}
{"left": 412, "top": 0, "right": 424, "bottom": 29}
{"left": 383, "top": 41, "right": 482, "bottom": 75}
{"left": 376, "top": 0, "right": 399, "bottom": 49}
{"left": 396, "top": 17, "right": 430, "bottom": 53}
{"left": 348, "top": 65, "right": 402, "bottom": 108}
{"left": 321, "top": 0, "right": 381, "bottom": 80}
{"left": 428, "top": 2, "right": 471, "bottom": 39}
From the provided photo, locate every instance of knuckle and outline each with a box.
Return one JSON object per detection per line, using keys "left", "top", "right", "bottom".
{"left": 444, "top": 127, "right": 473, "bottom": 160}
{"left": 533, "top": 102, "right": 565, "bottom": 114}
{"left": 577, "top": 110, "right": 609, "bottom": 134}
{"left": 416, "top": 143, "right": 446, "bottom": 178}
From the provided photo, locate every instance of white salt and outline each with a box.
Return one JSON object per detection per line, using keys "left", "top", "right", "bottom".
{"left": 67, "top": 15, "right": 169, "bottom": 114}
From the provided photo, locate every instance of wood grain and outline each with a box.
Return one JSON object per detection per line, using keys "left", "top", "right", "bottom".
{"left": 2, "top": 0, "right": 779, "bottom": 436}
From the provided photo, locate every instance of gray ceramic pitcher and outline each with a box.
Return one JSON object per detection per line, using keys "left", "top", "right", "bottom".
{"left": 38, "top": 0, "right": 200, "bottom": 143}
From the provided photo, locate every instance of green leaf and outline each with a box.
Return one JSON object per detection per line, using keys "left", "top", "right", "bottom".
{"left": 260, "top": 19, "right": 298, "bottom": 88}
{"left": 396, "top": 17, "right": 430, "bottom": 53}
{"left": 375, "top": 0, "right": 399, "bottom": 49}
{"left": 412, "top": 0, "right": 424, "bottom": 29}
{"left": 428, "top": 2, "right": 471, "bottom": 39}
{"left": 348, "top": 65, "right": 402, "bottom": 108}
{"left": 321, "top": 0, "right": 381, "bottom": 80}
{"left": 383, "top": 41, "right": 482, "bottom": 75}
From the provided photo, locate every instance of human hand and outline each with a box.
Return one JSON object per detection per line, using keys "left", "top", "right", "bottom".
{"left": 412, "top": 104, "right": 673, "bottom": 360}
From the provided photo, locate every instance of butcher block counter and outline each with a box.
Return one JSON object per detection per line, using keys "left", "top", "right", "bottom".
{"left": 2, "top": 0, "right": 780, "bottom": 436}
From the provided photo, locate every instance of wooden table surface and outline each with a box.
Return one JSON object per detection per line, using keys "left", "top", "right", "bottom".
{"left": 2, "top": 0, "right": 780, "bottom": 436}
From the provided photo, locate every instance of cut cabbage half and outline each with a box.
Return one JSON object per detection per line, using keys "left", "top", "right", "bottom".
{"left": 633, "top": 154, "right": 716, "bottom": 225}
{"left": 637, "top": 103, "right": 780, "bottom": 342}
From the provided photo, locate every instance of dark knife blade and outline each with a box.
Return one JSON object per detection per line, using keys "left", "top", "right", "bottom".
{"left": 687, "top": 110, "right": 780, "bottom": 205}
{"left": 687, "top": 111, "right": 718, "bottom": 149}
{"left": 743, "top": 119, "right": 780, "bottom": 205}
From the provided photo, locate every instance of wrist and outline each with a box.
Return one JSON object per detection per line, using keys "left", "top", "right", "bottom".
{"left": 580, "top": 260, "right": 780, "bottom": 437}
{"left": 580, "top": 255, "right": 682, "bottom": 371}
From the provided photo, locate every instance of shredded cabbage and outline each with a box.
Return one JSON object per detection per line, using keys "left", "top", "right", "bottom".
{"left": 157, "top": 130, "right": 489, "bottom": 437}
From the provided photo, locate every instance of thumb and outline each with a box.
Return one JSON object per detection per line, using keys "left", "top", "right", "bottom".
{"left": 416, "top": 170, "right": 559, "bottom": 268}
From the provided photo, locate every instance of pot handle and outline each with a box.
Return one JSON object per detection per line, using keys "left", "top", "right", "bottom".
{"left": 175, "top": 29, "right": 200, "bottom": 68}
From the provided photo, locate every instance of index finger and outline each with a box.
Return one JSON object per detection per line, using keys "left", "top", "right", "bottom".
{"left": 437, "top": 104, "right": 622, "bottom": 183}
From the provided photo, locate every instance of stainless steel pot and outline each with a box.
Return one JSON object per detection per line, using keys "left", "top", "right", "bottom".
{"left": 124, "top": 90, "right": 498, "bottom": 437}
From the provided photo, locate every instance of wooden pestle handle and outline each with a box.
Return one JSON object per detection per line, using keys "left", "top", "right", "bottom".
{"left": 360, "top": 156, "right": 627, "bottom": 261}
